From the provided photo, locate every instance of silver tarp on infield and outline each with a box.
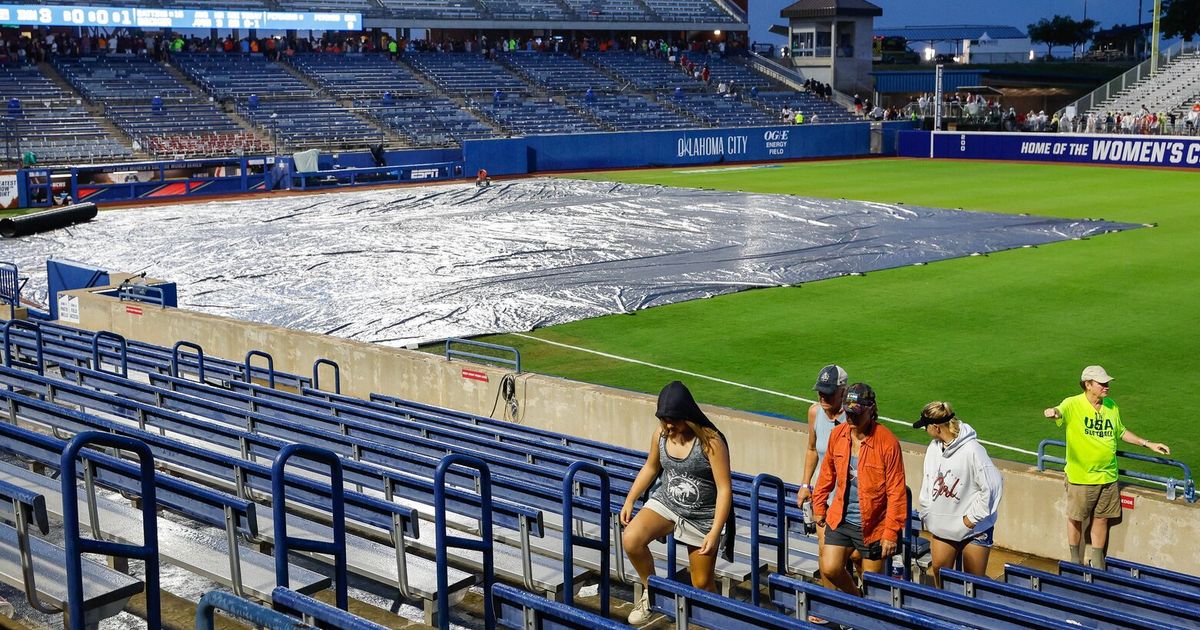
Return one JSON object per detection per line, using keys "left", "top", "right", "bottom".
{"left": 1, "top": 178, "right": 1138, "bottom": 345}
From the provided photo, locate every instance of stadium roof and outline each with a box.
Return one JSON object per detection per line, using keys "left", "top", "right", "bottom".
{"left": 780, "top": 0, "right": 882, "bottom": 19}
{"left": 874, "top": 25, "right": 1027, "bottom": 41}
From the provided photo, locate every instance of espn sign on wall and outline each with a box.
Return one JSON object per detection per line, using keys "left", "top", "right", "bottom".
{"left": 0, "top": 175, "right": 18, "bottom": 209}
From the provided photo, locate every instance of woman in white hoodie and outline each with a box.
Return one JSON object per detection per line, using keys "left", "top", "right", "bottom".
{"left": 914, "top": 401, "right": 1004, "bottom": 587}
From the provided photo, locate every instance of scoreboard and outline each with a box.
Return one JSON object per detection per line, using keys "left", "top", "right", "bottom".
{"left": 0, "top": 4, "right": 361, "bottom": 30}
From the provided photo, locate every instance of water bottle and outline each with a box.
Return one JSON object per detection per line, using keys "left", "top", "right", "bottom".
{"left": 802, "top": 500, "right": 815, "bottom": 535}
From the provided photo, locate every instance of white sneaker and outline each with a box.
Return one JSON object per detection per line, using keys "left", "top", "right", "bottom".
{"left": 627, "top": 590, "right": 652, "bottom": 625}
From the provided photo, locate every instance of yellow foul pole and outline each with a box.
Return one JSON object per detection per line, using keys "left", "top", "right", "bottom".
{"left": 1151, "top": 0, "right": 1162, "bottom": 72}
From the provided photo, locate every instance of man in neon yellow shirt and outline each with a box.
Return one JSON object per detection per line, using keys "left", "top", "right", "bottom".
{"left": 1043, "top": 365, "right": 1170, "bottom": 570}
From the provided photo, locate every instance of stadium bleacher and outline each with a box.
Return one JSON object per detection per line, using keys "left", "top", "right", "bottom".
{"left": 172, "top": 52, "right": 314, "bottom": 101}
{"left": 105, "top": 101, "right": 269, "bottom": 158}
{"left": 559, "top": 0, "right": 652, "bottom": 21}
{"left": 2, "top": 105, "right": 133, "bottom": 164}
{"left": 477, "top": 97, "right": 605, "bottom": 136}
{"left": 500, "top": 52, "right": 619, "bottom": 92}
{"left": 237, "top": 99, "right": 383, "bottom": 150}
{"left": 1086, "top": 52, "right": 1200, "bottom": 119}
{"left": 0, "top": 312, "right": 1195, "bottom": 629}
{"left": 583, "top": 51, "right": 698, "bottom": 91}
{"left": 378, "top": 0, "right": 483, "bottom": 19}
{"left": 670, "top": 93, "right": 778, "bottom": 128}
{"left": 288, "top": 53, "right": 430, "bottom": 98}
{"left": 570, "top": 93, "right": 695, "bottom": 131}
{"left": 479, "top": 0, "right": 572, "bottom": 20}
{"left": 54, "top": 55, "right": 192, "bottom": 102}
{"left": 642, "top": 0, "right": 736, "bottom": 21}
{"left": 363, "top": 96, "right": 497, "bottom": 146}
{"left": 403, "top": 52, "right": 529, "bottom": 95}
{"left": 754, "top": 90, "right": 860, "bottom": 124}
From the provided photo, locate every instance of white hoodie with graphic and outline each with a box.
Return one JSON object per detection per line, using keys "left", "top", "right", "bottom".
{"left": 918, "top": 422, "right": 1004, "bottom": 542}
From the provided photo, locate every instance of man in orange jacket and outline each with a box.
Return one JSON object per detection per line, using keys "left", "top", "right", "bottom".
{"left": 812, "top": 382, "right": 907, "bottom": 596}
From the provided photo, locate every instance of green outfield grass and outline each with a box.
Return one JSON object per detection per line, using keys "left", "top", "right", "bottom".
{"left": 458, "top": 158, "right": 1199, "bottom": 477}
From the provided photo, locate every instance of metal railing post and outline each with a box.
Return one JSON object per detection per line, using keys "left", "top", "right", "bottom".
{"left": 272, "top": 444, "right": 348, "bottom": 610}
{"left": 61, "top": 431, "right": 160, "bottom": 630}
{"left": 561, "top": 461, "right": 611, "bottom": 617}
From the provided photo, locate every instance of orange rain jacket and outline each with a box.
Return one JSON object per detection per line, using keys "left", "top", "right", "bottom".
{"left": 812, "top": 422, "right": 908, "bottom": 544}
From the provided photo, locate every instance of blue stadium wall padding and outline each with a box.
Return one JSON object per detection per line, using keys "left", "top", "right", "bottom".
{"left": 898, "top": 130, "right": 1200, "bottom": 169}
{"left": 463, "top": 123, "right": 872, "bottom": 176}
{"left": 47, "top": 260, "right": 109, "bottom": 320}
{"left": 880, "top": 121, "right": 920, "bottom": 155}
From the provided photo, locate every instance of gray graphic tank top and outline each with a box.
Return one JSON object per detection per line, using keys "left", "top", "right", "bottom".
{"left": 652, "top": 434, "right": 717, "bottom": 523}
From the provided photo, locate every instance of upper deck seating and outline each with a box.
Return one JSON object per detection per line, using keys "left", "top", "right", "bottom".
{"left": 479, "top": 0, "right": 571, "bottom": 20}
{"left": 403, "top": 52, "right": 528, "bottom": 95}
{"left": 569, "top": 93, "right": 694, "bottom": 131}
{"left": 500, "top": 52, "right": 618, "bottom": 92}
{"left": 289, "top": 53, "right": 429, "bottom": 98}
{"left": 477, "top": 97, "right": 603, "bottom": 135}
{"left": 560, "top": 0, "right": 652, "bottom": 20}
{"left": 378, "top": 0, "right": 482, "bottom": 19}
{"left": 173, "top": 53, "right": 313, "bottom": 101}
{"left": 54, "top": 55, "right": 192, "bottom": 102}
{"left": 643, "top": 0, "right": 736, "bottom": 21}
{"left": 583, "top": 52, "right": 696, "bottom": 91}
{"left": 363, "top": 96, "right": 496, "bottom": 146}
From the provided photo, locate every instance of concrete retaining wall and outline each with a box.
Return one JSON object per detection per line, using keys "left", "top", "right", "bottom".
{"left": 66, "top": 282, "right": 1199, "bottom": 573}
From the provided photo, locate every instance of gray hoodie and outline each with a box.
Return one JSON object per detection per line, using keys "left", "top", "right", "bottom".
{"left": 918, "top": 422, "right": 1004, "bottom": 542}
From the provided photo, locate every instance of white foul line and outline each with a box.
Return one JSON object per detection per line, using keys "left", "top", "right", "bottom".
{"left": 511, "top": 332, "right": 1039, "bottom": 457}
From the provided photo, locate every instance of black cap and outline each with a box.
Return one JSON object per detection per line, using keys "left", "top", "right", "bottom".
{"left": 913, "top": 412, "right": 955, "bottom": 429}
{"left": 843, "top": 382, "right": 875, "bottom": 415}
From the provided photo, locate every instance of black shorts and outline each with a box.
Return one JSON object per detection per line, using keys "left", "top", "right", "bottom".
{"left": 825, "top": 520, "right": 869, "bottom": 554}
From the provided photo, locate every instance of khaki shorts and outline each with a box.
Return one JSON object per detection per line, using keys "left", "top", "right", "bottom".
{"left": 1066, "top": 481, "right": 1121, "bottom": 520}
{"left": 642, "top": 498, "right": 716, "bottom": 548}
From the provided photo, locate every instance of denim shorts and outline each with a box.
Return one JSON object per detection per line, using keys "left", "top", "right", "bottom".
{"left": 967, "top": 526, "right": 995, "bottom": 548}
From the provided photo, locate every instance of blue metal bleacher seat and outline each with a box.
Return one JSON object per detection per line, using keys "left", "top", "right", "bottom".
{"left": 857, "top": 571, "right": 1075, "bottom": 629}
{"left": 0, "top": 478, "right": 143, "bottom": 630}
{"left": 1105, "top": 556, "right": 1200, "bottom": 596}
{"left": 938, "top": 567, "right": 1186, "bottom": 629}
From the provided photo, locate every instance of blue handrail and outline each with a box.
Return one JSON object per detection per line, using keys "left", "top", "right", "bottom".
{"left": 90, "top": 330, "right": 128, "bottom": 378}
{"left": 118, "top": 284, "right": 165, "bottom": 307}
{"left": 272, "top": 444, "right": 349, "bottom": 610}
{"left": 195, "top": 590, "right": 306, "bottom": 630}
{"left": 900, "top": 487, "right": 914, "bottom": 580}
{"left": 170, "top": 341, "right": 206, "bottom": 383}
{"left": 434, "top": 454, "right": 495, "bottom": 630}
{"left": 312, "top": 358, "right": 341, "bottom": 394}
{"left": 0, "top": 261, "right": 20, "bottom": 319}
{"left": 244, "top": 350, "right": 276, "bottom": 388}
{"left": 3, "top": 319, "right": 44, "bottom": 376}
{"left": 750, "top": 473, "right": 787, "bottom": 606}
{"left": 561, "top": 461, "right": 611, "bottom": 617}
{"left": 444, "top": 338, "right": 521, "bottom": 373}
{"left": 272, "top": 587, "right": 392, "bottom": 630}
{"left": 1038, "top": 439, "right": 1195, "bottom": 503}
{"left": 61, "top": 431, "right": 160, "bottom": 630}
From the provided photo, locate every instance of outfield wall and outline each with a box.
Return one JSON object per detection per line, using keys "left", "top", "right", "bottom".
{"left": 60, "top": 278, "right": 1200, "bottom": 574}
{"left": 463, "top": 123, "right": 871, "bottom": 176}
{"left": 898, "top": 129, "right": 1200, "bottom": 168}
